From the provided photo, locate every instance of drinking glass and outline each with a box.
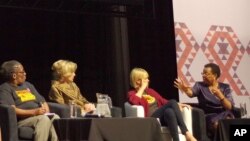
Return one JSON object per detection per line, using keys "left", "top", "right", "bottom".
{"left": 69, "top": 100, "right": 77, "bottom": 118}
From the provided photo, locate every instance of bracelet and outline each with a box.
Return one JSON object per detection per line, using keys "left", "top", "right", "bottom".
{"left": 220, "top": 97, "right": 225, "bottom": 102}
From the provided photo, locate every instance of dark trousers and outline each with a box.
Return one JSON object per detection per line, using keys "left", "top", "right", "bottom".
{"left": 151, "top": 99, "right": 188, "bottom": 141}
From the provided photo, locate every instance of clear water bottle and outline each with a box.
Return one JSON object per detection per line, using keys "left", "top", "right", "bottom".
{"left": 244, "top": 102, "right": 247, "bottom": 117}
{"left": 69, "top": 100, "right": 77, "bottom": 118}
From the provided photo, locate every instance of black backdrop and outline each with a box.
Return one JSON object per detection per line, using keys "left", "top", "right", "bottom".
{"left": 0, "top": 0, "right": 177, "bottom": 112}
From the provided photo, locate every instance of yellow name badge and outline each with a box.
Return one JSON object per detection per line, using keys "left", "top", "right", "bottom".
{"left": 142, "top": 94, "right": 156, "bottom": 104}
{"left": 16, "top": 89, "right": 36, "bottom": 102}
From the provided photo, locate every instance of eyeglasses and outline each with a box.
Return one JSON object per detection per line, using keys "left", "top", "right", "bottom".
{"left": 201, "top": 72, "right": 213, "bottom": 77}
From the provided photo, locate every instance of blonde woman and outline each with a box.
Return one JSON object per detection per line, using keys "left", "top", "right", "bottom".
{"left": 128, "top": 68, "right": 196, "bottom": 141}
{"left": 49, "top": 60, "right": 95, "bottom": 114}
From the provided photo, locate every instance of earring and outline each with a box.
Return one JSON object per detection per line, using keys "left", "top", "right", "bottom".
{"left": 13, "top": 74, "right": 16, "bottom": 79}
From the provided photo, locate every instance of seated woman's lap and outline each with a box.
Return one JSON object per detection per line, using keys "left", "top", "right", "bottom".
{"left": 151, "top": 99, "right": 179, "bottom": 126}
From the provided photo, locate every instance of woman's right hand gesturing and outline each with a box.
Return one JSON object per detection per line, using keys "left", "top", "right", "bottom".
{"left": 174, "top": 78, "right": 193, "bottom": 97}
{"left": 174, "top": 78, "right": 187, "bottom": 91}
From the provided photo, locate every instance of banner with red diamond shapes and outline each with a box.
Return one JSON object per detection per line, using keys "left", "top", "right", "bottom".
{"left": 175, "top": 22, "right": 249, "bottom": 97}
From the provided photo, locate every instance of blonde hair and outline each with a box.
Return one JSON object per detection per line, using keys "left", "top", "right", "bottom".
{"left": 130, "top": 67, "right": 149, "bottom": 89}
{"left": 51, "top": 60, "right": 77, "bottom": 81}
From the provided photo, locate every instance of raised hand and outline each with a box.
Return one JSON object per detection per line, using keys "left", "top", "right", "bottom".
{"left": 209, "top": 86, "right": 224, "bottom": 100}
{"left": 140, "top": 78, "right": 149, "bottom": 90}
{"left": 174, "top": 78, "right": 193, "bottom": 97}
{"left": 210, "top": 86, "right": 220, "bottom": 95}
{"left": 174, "top": 78, "right": 189, "bottom": 92}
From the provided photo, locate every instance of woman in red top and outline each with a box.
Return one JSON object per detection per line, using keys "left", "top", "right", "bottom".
{"left": 128, "top": 68, "right": 196, "bottom": 141}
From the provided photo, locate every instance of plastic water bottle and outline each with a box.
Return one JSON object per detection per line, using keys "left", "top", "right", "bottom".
{"left": 69, "top": 101, "right": 77, "bottom": 118}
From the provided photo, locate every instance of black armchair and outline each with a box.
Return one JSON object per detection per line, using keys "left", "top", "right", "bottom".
{"left": 191, "top": 107, "right": 210, "bottom": 141}
{"left": 187, "top": 103, "right": 242, "bottom": 141}
{"left": 188, "top": 103, "right": 242, "bottom": 118}
{"left": 0, "top": 102, "right": 70, "bottom": 141}
{"left": 232, "top": 106, "right": 242, "bottom": 118}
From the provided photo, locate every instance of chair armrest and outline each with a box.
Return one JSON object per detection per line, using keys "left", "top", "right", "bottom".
{"left": 111, "top": 106, "right": 122, "bottom": 117}
{"left": 124, "top": 102, "right": 145, "bottom": 117}
{"left": 191, "top": 107, "right": 209, "bottom": 141}
{"left": 181, "top": 107, "right": 192, "bottom": 133}
{"left": 0, "top": 104, "right": 19, "bottom": 141}
{"left": 232, "top": 107, "right": 241, "bottom": 118}
{"left": 185, "top": 103, "right": 200, "bottom": 109}
{"left": 48, "top": 102, "right": 70, "bottom": 118}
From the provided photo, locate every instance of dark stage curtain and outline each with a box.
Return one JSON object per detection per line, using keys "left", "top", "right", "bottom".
{"left": 0, "top": 7, "right": 113, "bottom": 103}
{"left": 0, "top": 0, "right": 177, "bottom": 114}
{"left": 127, "top": 0, "right": 178, "bottom": 100}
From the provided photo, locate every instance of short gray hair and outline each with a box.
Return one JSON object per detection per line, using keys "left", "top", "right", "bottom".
{"left": 0, "top": 60, "right": 22, "bottom": 80}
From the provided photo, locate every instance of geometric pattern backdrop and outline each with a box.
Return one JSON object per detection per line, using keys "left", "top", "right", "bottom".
{"left": 175, "top": 22, "right": 250, "bottom": 97}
